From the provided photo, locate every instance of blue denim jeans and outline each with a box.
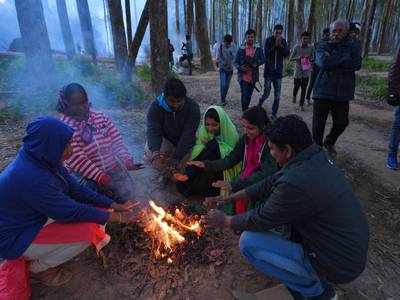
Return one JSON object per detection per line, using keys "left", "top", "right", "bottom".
{"left": 388, "top": 107, "right": 400, "bottom": 156}
{"left": 240, "top": 81, "right": 255, "bottom": 111}
{"left": 239, "top": 231, "right": 327, "bottom": 298}
{"left": 259, "top": 77, "right": 282, "bottom": 116}
{"left": 219, "top": 69, "right": 233, "bottom": 102}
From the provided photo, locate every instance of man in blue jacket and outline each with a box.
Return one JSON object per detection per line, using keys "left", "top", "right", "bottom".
{"left": 259, "top": 24, "right": 290, "bottom": 119}
{"left": 312, "top": 20, "right": 362, "bottom": 157}
{"left": 0, "top": 117, "right": 138, "bottom": 286}
{"left": 234, "top": 29, "right": 265, "bottom": 111}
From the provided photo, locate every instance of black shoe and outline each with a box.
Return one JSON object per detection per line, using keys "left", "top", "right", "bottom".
{"left": 323, "top": 142, "right": 337, "bottom": 158}
{"left": 308, "top": 284, "right": 337, "bottom": 300}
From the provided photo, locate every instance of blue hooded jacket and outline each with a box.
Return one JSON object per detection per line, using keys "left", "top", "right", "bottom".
{"left": 0, "top": 117, "right": 112, "bottom": 260}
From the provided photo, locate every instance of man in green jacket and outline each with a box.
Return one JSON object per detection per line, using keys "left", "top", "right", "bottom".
{"left": 203, "top": 115, "right": 369, "bottom": 300}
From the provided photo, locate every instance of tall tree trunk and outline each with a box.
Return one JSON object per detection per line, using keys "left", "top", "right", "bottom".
{"left": 363, "top": 0, "right": 377, "bottom": 57}
{"left": 56, "top": 0, "right": 76, "bottom": 59}
{"left": 248, "top": 0, "right": 253, "bottom": 29}
{"left": 133, "top": 0, "right": 138, "bottom": 25}
{"left": 149, "top": 0, "right": 169, "bottom": 92}
{"left": 360, "top": 0, "right": 371, "bottom": 45}
{"left": 346, "top": 0, "right": 353, "bottom": 20}
{"left": 295, "top": 0, "right": 305, "bottom": 43}
{"left": 128, "top": 0, "right": 150, "bottom": 67}
{"left": 15, "top": 0, "right": 55, "bottom": 85}
{"left": 186, "top": 0, "right": 194, "bottom": 36}
{"left": 211, "top": 0, "right": 216, "bottom": 43}
{"left": 232, "top": 0, "right": 238, "bottom": 43}
{"left": 76, "top": 0, "right": 97, "bottom": 61}
{"left": 107, "top": 0, "right": 128, "bottom": 74}
{"left": 255, "top": 0, "right": 263, "bottom": 45}
{"left": 331, "top": 0, "right": 340, "bottom": 22}
{"left": 377, "top": 0, "right": 393, "bottom": 54}
{"left": 306, "top": 0, "right": 317, "bottom": 35}
{"left": 194, "top": 0, "right": 214, "bottom": 71}
{"left": 287, "top": 0, "right": 295, "bottom": 48}
{"left": 125, "top": 0, "right": 133, "bottom": 53}
{"left": 175, "top": 0, "right": 181, "bottom": 33}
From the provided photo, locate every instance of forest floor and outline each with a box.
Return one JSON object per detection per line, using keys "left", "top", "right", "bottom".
{"left": 0, "top": 60, "right": 399, "bottom": 299}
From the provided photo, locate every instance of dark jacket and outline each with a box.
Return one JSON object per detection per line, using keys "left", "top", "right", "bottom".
{"left": 234, "top": 44, "right": 265, "bottom": 83}
{"left": 204, "top": 134, "right": 277, "bottom": 192}
{"left": 388, "top": 47, "right": 400, "bottom": 96}
{"left": 263, "top": 36, "right": 290, "bottom": 79}
{"left": 146, "top": 95, "right": 201, "bottom": 160}
{"left": 313, "top": 36, "right": 362, "bottom": 102}
{"left": 231, "top": 144, "right": 369, "bottom": 284}
{"left": 0, "top": 117, "right": 112, "bottom": 260}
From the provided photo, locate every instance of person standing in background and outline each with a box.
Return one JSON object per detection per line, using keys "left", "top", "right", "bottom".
{"left": 216, "top": 34, "right": 237, "bottom": 106}
{"left": 290, "top": 31, "right": 314, "bottom": 111}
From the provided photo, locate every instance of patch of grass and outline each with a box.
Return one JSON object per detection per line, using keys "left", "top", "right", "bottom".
{"left": 0, "top": 105, "right": 22, "bottom": 124}
{"left": 136, "top": 64, "right": 152, "bottom": 81}
{"left": 362, "top": 57, "right": 391, "bottom": 72}
{"left": 356, "top": 74, "right": 388, "bottom": 100}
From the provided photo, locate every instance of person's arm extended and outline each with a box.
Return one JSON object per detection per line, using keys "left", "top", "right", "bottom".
{"left": 204, "top": 138, "right": 244, "bottom": 172}
{"left": 389, "top": 48, "right": 400, "bottom": 96}
{"left": 230, "top": 182, "right": 315, "bottom": 232}
{"left": 174, "top": 102, "right": 201, "bottom": 160}
{"left": 146, "top": 103, "right": 163, "bottom": 153}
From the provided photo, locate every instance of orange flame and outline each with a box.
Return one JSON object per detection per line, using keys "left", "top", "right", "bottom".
{"left": 144, "top": 200, "right": 203, "bottom": 262}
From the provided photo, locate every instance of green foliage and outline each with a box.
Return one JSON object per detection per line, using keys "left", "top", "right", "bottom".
{"left": 362, "top": 57, "right": 392, "bottom": 72}
{"left": 136, "top": 64, "right": 152, "bottom": 81}
{"left": 356, "top": 74, "right": 388, "bottom": 101}
{"left": 283, "top": 60, "right": 294, "bottom": 77}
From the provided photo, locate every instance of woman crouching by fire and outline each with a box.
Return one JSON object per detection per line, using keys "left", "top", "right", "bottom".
{"left": 58, "top": 83, "right": 141, "bottom": 203}
{"left": 0, "top": 117, "right": 139, "bottom": 287}
{"left": 187, "top": 106, "right": 278, "bottom": 214}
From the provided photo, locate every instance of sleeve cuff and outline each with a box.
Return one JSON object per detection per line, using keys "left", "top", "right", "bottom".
{"left": 231, "top": 214, "right": 248, "bottom": 231}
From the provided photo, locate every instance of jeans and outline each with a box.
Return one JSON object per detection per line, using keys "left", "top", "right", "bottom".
{"left": 219, "top": 69, "right": 233, "bottom": 103}
{"left": 388, "top": 107, "right": 400, "bottom": 156}
{"left": 240, "top": 81, "right": 255, "bottom": 111}
{"left": 312, "top": 99, "right": 349, "bottom": 146}
{"left": 259, "top": 77, "right": 282, "bottom": 116}
{"left": 239, "top": 231, "right": 327, "bottom": 298}
{"left": 293, "top": 77, "right": 310, "bottom": 106}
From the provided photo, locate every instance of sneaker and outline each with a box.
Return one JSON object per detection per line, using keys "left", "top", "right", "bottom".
{"left": 323, "top": 143, "right": 337, "bottom": 158}
{"left": 31, "top": 267, "right": 72, "bottom": 287}
{"left": 387, "top": 153, "right": 398, "bottom": 170}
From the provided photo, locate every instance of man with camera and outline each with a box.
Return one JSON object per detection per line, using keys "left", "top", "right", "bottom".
{"left": 387, "top": 46, "right": 400, "bottom": 170}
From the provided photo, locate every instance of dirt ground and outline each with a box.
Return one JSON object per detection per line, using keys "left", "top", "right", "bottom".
{"left": 1, "top": 65, "right": 399, "bottom": 299}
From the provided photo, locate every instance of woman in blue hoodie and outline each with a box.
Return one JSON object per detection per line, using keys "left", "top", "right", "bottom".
{"left": 0, "top": 117, "right": 139, "bottom": 286}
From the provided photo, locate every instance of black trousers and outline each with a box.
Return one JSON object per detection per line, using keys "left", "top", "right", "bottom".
{"left": 293, "top": 77, "right": 309, "bottom": 106}
{"left": 312, "top": 99, "right": 349, "bottom": 146}
{"left": 306, "top": 68, "right": 318, "bottom": 100}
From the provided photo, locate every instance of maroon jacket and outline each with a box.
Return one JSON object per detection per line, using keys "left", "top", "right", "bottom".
{"left": 389, "top": 47, "right": 400, "bottom": 96}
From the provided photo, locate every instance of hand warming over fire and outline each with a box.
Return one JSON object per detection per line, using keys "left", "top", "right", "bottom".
{"left": 212, "top": 180, "right": 231, "bottom": 192}
{"left": 111, "top": 200, "right": 140, "bottom": 212}
{"left": 186, "top": 161, "right": 205, "bottom": 168}
{"left": 203, "top": 195, "right": 228, "bottom": 209}
{"left": 202, "top": 209, "right": 232, "bottom": 229}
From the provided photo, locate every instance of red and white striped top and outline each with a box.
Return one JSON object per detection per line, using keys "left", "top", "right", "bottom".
{"left": 60, "top": 110, "right": 132, "bottom": 182}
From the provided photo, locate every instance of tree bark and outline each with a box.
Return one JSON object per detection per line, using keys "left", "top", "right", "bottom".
{"left": 294, "top": 0, "right": 305, "bottom": 42}
{"left": 287, "top": 0, "right": 295, "bottom": 48}
{"left": 175, "top": 0, "right": 181, "bottom": 33}
{"left": 125, "top": 0, "right": 133, "bottom": 52}
{"left": 15, "top": 0, "right": 55, "bottom": 85}
{"left": 346, "top": 0, "right": 352, "bottom": 20}
{"left": 306, "top": 0, "right": 317, "bottom": 36}
{"left": 248, "top": 0, "right": 253, "bottom": 29}
{"left": 128, "top": 0, "right": 150, "bottom": 67}
{"left": 76, "top": 0, "right": 97, "bottom": 61}
{"left": 256, "top": 0, "right": 263, "bottom": 45}
{"left": 107, "top": 0, "right": 128, "bottom": 74}
{"left": 56, "top": 0, "right": 76, "bottom": 59}
{"left": 149, "top": 0, "right": 169, "bottom": 92}
{"left": 363, "top": 0, "right": 377, "bottom": 57}
{"left": 186, "top": 0, "right": 194, "bottom": 35}
{"left": 232, "top": 0, "right": 238, "bottom": 43}
{"left": 194, "top": 0, "right": 214, "bottom": 72}
{"left": 360, "top": 0, "right": 371, "bottom": 44}
{"left": 377, "top": 0, "right": 393, "bottom": 54}
{"left": 331, "top": 0, "right": 340, "bottom": 22}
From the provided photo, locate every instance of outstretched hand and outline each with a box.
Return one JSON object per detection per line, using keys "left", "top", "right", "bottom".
{"left": 201, "top": 209, "right": 231, "bottom": 229}
{"left": 212, "top": 180, "right": 231, "bottom": 192}
{"left": 111, "top": 200, "right": 140, "bottom": 212}
{"left": 203, "top": 195, "right": 227, "bottom": 209}
{"left": 186, "top": 161, "right": 205, "bottom": 168}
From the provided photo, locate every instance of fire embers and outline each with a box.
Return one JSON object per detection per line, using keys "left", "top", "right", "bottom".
{"left": 143, "top": 201, "right": 203, "bottom": 263}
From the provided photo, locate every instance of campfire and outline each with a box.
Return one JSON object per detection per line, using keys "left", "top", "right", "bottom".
{"left": 143, "top": 200, "right": 203, "bottom": 263}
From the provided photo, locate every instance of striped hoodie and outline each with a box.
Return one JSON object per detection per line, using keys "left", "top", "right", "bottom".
{"left": 60, "top": 110, "right": 132, "bottom": 182}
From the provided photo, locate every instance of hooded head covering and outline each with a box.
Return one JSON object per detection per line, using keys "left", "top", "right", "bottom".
{"left": 191, "top": 106, "right": 241, "bottom": 213}
{"left": 22, "top": 117, "right": 74, "bottom": 169}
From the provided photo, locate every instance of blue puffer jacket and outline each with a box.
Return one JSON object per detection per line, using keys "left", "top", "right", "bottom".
{"left": 263, "top": 36, "right": 290, "bottom": 79}
{"left": 313, "top": 37, "right": 362, "bottom": 102}
{"left": 0, "top": 117, "right": 112, "bottom": 260}
{"left": 234, "top": 44, "right": 265, "bottom": 83}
